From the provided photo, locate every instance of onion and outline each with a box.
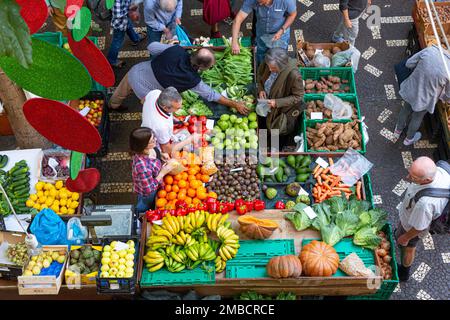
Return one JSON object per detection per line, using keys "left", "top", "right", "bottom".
{"left": 383, "top": 255, "right": 392, "bottom": 264}
{"left": 381, "top": 241, "right": 391, "bottom": 251}
{"left": 377, "top": 248, "right": 387, "bottom": 257}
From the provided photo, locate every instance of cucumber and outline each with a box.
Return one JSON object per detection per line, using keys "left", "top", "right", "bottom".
{"left": 11, "top": 167, "right": 28, "bottom": 177}
{"left": 11, "top": 179, "right": 30, "bottom": 190}
{"left": 0, "top": 155, "right": 8, "bottom": 169}
{"left": 12, "top": 185, "right": 30, "bottom": 195}
{"left": 12, "top": 172, "right": 30, "bottom": 182}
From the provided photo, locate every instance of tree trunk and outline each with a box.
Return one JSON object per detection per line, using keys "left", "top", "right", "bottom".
{"left": 0, "top": 69, "right": 51, "bottom": 149}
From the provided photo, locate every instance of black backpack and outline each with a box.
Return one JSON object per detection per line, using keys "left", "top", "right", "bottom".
{"left": 87, "top": 0, "right": 112, "bottom": 21}
{"left": 413, "top": 160, "right": 450, "bottom": 234}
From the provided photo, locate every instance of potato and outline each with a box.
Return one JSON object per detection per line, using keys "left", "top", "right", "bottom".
{"left": 332, "top": 46, "right": 342, "bottom": 54}
{"left": 305, "top": 83, "right": 315, "bottom": 90}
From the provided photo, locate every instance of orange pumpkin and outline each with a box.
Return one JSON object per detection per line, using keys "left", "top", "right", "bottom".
{"left": 266, "top": 255, "right": 302, "bottom": 279}
{"left": 299, "top": 240, "right": 340, "bottom": 277}
{"left": 238, "top": 215, "right": 278, "bottom": 239}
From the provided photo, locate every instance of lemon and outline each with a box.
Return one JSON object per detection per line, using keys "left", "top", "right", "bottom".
{"left": 118, "top": 265, "right": 126, "bottom": 271}
{"left": 118, "top": 250, "right": 127, "bottom": 258}
{"left": 26, "top": 200, "right": 34, "bottom": 207}
{"left": 45, "top": 198, "right": 54, "bottom": 206}
{"left": 49, "top": 189, "right": 57, "bottom": 197}
{"left": 51, "top": 204, "right": 59, "bottom": 212}
{"left": 37, "top": 191, "right": 44, "bottom": 198}
{"left": 116, "top": 271, "right": 125, "bottom": 278}
{"left": 59, "top": 199, "right": 67, "bottom": 207}
{"left": 68, "top": 208, "right": 75, "bottom": 215}
{"left": 119, "top": 258, "right": 126, "bottom": 265}
{"left": 110, "top": 241, "right": 117, "bottom": 249}
{"left": 35, "top": 182, "right": 44, "bottom": 191}
{"left": 55, "top": 181, "right": 63, "bottom": 190}
{"left": 100, "top": 272, "right": 109, "bottom": 278}
{"left": 111, "top": 253, "right": 120, "bottom": 261}
{"left": 29, "top": 194, "right": 38, "bottom": 201}
{"left": 103, "top": 245, "right": 111, "bottom": 252}
{"left": 101, "top": 265, "right": 110, "bottom": 272}
{"left": 72, "top": 193, "right": 80, "bottom": 201}
{"left": 70, "top": 201, "right": 79, "bottom": 209}
{"left": 125, "top": 260, "right": 134, "bottom": 268}
{"left": 102, "top": 252, "right": 111, "bottom": 258}
{"left": 126, "top": 240, "right": 135, "bottom": 248}
{"left": 38, "top": 196, "right": 46, "bottom": 204}
{"left": 33, "top": 203, "right": 41, "bottom": 210}
{"left": 60, "top": 206, "right": 68, "bottom": 214}
{"left": 125, "top": 254, "right": 134, "bottom": 261}
{"left": 127, "top": 248, "right": 136, "bottom": 255}
{"left": 101, "top": 257, "right": 111, "bottom": 265}
{"left": 125, "top": 267, "right": 134, "bottom": 274}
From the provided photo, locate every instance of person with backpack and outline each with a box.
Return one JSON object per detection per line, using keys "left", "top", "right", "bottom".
{"left": 395, "top": 156, "right": 450, "bottom": 281}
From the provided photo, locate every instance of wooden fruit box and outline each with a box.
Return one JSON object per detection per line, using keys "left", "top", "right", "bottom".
{"left": 17, "top": 245, "right": 68, "bottom": 295}
{"left": 297, "top": 40, "right": 351, "bottom": 67}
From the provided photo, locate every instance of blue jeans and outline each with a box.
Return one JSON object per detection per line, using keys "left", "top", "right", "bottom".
{"left": 136, "top": 191, "right": 157, "bottom": 213}
{"left": 256, "top": 30, "right": 290, "bottom": 66}
{"left": 147, "top": 26, "right": 163, "bottom": 45}
{"left": 107, "top": 19, "right": 140, "bottom": 64}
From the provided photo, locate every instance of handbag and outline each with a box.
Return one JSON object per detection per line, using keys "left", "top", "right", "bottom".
{"left": 394, "top": 58, "right": 414, "bottom": 88}
{"left": 176, "top": 25, "right": 193, "bottom": 46}
{"left": 203, "top": 0, "right": 231, "bottom": 25}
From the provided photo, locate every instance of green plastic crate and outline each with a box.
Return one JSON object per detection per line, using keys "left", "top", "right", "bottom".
{"left": 209, "top": 37, "right": 252, "bottom": 47}
{"left": 363, "top": 173, "right": 374, "bottom": 209}
{"left": 300, "top": 67, "right": 356, "bottom": 95}
{"left": 302, "top": 119, "right": 367, "bottom": 154}
{"left": 302, "top": 238, "right": 375, "bottom": 277}
{"left": 347, "top": 223, "right": 399, "bottom": 300}
{"left": 140, "top": 262, "right": 215, "bottom": 287}
{"left": 303, "top": 94, "right": 361, "bottom": 121}
{"left": 31, "top": 32, "right": 63, "bottom": 47}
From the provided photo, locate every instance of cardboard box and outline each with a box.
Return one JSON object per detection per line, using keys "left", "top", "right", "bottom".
{"left": 17, "top": 245, "right": 68, "bottom": 295}
{"left": 0, "top": 231, "right": 26, "bottom": 280}
{"left": 65, "top": 245, "right": 102, "bottom": 286}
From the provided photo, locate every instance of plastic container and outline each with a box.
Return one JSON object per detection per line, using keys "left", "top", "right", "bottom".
{"left": 209, "top": 37, "right": 252, "bottom": 47}
{"left": 300, "top": 67, "right": 356, "bottom": 95}
{"left": 302, "top": 119, "right": 367, "bottom": 154}
{"left": 96, "top": 237, "right": 139, "bottom": 295}
{"left": 140, "top": 261, "right": 215, "bottom": 287}
{"left": 303, "top": 94, "right": 361, "bottom": 121}
{"left": 40, "top": 149, "right": 71, "bottom": 181}
{"left": 31, "top": 32, "right": 63, "bottom": 47}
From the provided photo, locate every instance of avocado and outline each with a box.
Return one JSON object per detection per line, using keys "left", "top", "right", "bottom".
{"left": 295, "top": 155, "right": 304, "bottom": 168}
{"left": 275, "top": 167, "right": 284, "bottom": 182}
{"left": 82, "top": 249, "right": 93, "bottom": 259}
{"left": 70, "top": 250, "right": 80, "bottom": 260}
{"left": 296, "top": 167, "right": 312, "bottom": 174}
{"left": 286, "top": 155, "right": 296, "bottom": 168}
{"left": 296, "top": 174, "right": 310, "bottom": 183}
{"left": 300, "top": 156, "right": 312, "bottom": 168}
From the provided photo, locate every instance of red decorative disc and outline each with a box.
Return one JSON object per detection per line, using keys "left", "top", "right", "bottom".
{"left": 23, "top": 98, "right": 101, "bottom": 154}
{"left": 16, "top": 0, "right": 48, "bottom": 34}
{"left": 66, "top": 168, "right": 101, "bottom": 193}
{"left": 68, "top": 33, "right": 115, "bottom": 87}
{"left": 64, "top": 0, "right": 84, "bottom": 18}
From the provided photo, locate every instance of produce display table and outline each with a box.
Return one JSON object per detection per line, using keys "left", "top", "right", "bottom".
{"left": 138, "top": 210, "right": 382, "bottom": 297}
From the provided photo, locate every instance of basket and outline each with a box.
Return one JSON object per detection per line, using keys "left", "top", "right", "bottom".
{"left": 65, "top": 245, "right": 103, "bottom": 286}
{"left": 209, "top": 37, "right": 252, "bottom": 47}
{"left": 31, "top": 32, "right": 63, "bottom": 47}
{"left": 303, "top": 94, "right": 361, "bottom": 121}
{"left": 300, "top": 67, "right": 357, "bottom": 96}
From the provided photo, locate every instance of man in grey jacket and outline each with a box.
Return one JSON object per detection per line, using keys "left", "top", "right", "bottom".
{"left": 394, "top": 45, "right": 450, "bottom": 145}
{"left": 332, "top": 0, "right": 371, "bottom": 46}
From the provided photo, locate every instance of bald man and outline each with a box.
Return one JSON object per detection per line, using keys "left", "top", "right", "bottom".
{"left": 109, "top": 42, "right": 249, "bottom": 115}
{"left": 395, "top": 156, "right": 450, "bottom": 281}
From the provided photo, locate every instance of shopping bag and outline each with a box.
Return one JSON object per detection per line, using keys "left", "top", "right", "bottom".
{"left": 176, "top": 25, "right": 193, "bottom": 47}
{"left": 394, "top": 58, "right": 414, "bottom": 88}
{"left": 203, "top": 0, "right": 231, "bottom": 25}
{"left": 30, "top": 208, "right": 68, "bottom": 245}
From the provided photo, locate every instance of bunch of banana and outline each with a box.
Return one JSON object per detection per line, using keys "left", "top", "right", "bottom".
{"left": 191, "top": 226, "right": 208, "bottom": 243}
{"left": 166, "top": 245, "right": 188, "bottom": 264}
{"left": 165, "top": 256, "right": 185, "bottom": 273}
{"left": 217, "top": 225, "right": 240, "bottom": 261}
{"left": 144, "top": 250, "right": 165, "bottom": 272}
{"left": 146, "top": 233, "right": 172, "bottom": 250}
{"left": 182, "top": 214, "right": 195, "bottom": 234}
{"left": 162, "top": 213, "right": 180, "bottom": 235}
{"left": 218, "top": 244, "right": 238, "bottom": 261}
{"left": 215, "top": 256, "right": 226, "bottom": 273}
{"left": 206, "top": 213, "right": 229, "bottom": 232}
{"left": 208, "top": 239, "right": 220, "bottom": 252}
{"left": 217, "top": 225, "right": 239, "bottom": 243}
{"left": 171, "top": 230, "right": 196, "bottom": 247}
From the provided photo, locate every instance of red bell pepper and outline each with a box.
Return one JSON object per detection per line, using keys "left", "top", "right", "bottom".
{"left": 274, "top": 201, "right": 285, "bottom": 209}
{"left": 175, "top": 200, "right": 187, "bottom": 209}
{"left": 168, "top": 209, "right": 176, "bottom": 216}
{"left": 245, "top": 200, "right": 254, "bottom": 212}
{"left": 187, "top": 205, "right": 197, "bottom": 214}
{"left": 253, "top": 199, "right": 265, "bottom": 211}
{"left": 175, "top": 207, "right": 187, "bottom": 216}
{"left": 207, "top": 201, "right": 219, "bottom": 214}
{"left": 146, "top": 210, "right": 160, "bottom": 223}
{"left": 226, "top": 202, "right": 235, "bottom": 212}
{"left": 236, "top": 204, "right": 248, "bottom": 215}
{"left": 188, "top": 116, "right": 197, "bottom": 126}
{"left": 188, "top": 124, "right": 196, "bottom": 134}
{"left": 206, "top": 197, "right": 216, "bottom": 205}
{"left": 197, "top": 202, "right": 207, "bottom": 211}
{"left": 235, "top": 198, "right": 245, "bottom": 208}
{"left": 217, "top": 202, "right": 229, "bottom": 214}
{"left": 198, "top": 115, "right": 207, "bottom": 125}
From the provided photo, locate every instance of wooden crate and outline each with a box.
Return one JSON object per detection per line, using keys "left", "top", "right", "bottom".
{"left": 0, "top": 231, "right": 26, "bottom": 280}
{"left": 137, "top": 210, "right": 382, "bottom": 296}
{"left": 17, "top": 245, "right": 68, "bottom": 295}
{"left": 297, "top": 40, "right": 351, "bottom": 67}
{"left": 423, "top": 22, "right": 450, "bottom": 47}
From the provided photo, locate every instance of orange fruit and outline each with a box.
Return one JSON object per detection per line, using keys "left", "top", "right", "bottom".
{"left": 181, "top": 172, "right": 188, "bottom": 180}
{"left": 185, "top": 197, "right": 192, "bottom": 205}
{"left": 172, "top": 185, "right": 180, "bottom": 193}
{"left": 196, "top": 190, "right": 207, "bottom": 200}
{"left": 187, "top": 188, "right": 196, "bottom": 197}
{"left": 192, "top": 198, "right": 201, "bottom": 205}
{"left": 177, "top": 193, "right": 186, "bottom": 200}
{"left": 197, "top": 186, "right": 206, "bottom": 194}
{"left": 164, "top": 176, "right": 173, "bottom": 185}
{"left": 166, "top": 203, "right": 175, "bottom": 210}
{"left": 164, "top": 185, "right": 172, "bottom": 192}
{"left": 195, "top": 173, "right": 202, "bottom": 180}
{"left": 156, "top": 198, "right": 167, "bottom": 208}
{"left": 174, "top": 174, "right": 182, "bottom": 181}
{"left": 190, "top": 180, "right": 200, "bottom": 189}
{"left": 167, "top": 192, "right": 177, "bottom": 200}
{"left": 157, "top": 190, "right": 167, "bottom": 198}
{"left": 208, "top": 191, "right": 218, "bottom": 199}
{"left": 178, "top": 180, "right": 187, "bottom": 189}
{"left": 188, "top": 168, "right": 197, "bottom": 176}
{"left": 188, "top": 175, "right": 196, "bottom": 181}
{"left": 200, "top": 174, "right": 210, "bottom": 183}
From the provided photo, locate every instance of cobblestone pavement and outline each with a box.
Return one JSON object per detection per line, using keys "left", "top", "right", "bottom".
{"left": 1, "top": 0, "right": 448, "bottom": 300}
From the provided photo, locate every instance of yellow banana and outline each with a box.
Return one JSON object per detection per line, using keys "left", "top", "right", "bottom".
{"left": 177, "top": 215, "right": 184, "bottom": 230}
{"left": 218, "top": 214, "right": 229, "bottom": 227}
{"left": 145, "top": 251, "right": 163, "bottom": 259}
{"left": 197, "top": 210, "right": 205, "bottom": 228}
{"left": 224, "top": 245, "right": 237, "bottom": 256}
{"left": 221, "top": 246, "right": 232, "bottom": 260}
{"left": 206, "top": 213, "right": 213, "bottom": 231}
{"left": 218, "top": 248, "right": 228, "bottom": 261}
{"left": 154, "top": 229, "right": 173, "bottom": 240}
{"left": 223, "top": 239, "right": 238, "bottom": 245}
{"left": 212, "top": 214, "right": 221, "bottom": 232}
{"left": 147, "top": 236, "right": 170, "bottom": 244}
{"left": 146, "top": 257, "right": 164, "bottom": 264}
{"left": 148, "top": 262, "right": 164, "bottom": 272}
{"left": 162, "top": 219, "right": 175, "bottom": 234}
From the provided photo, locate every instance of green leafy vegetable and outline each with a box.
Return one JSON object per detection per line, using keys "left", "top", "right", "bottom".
{"left": 0, "top": 0, "right": 33, "bottom": 68}
{"left": 275, "top": 292, "right": 297, "bottom": 300}
{"left": 284, "top": 203, "right": 312, "bottom": 231}
{"left": 368, "top": 208, "right": 389, "bottom": 231}
{"left": 353, "top": 227, "right": 381, "bottom": 249}
{"left": 325, "top": 195, "right": 346, "bottom": 214}
{"left": 335, "top": 209, "right": 359, "bottom": 237}
{"left": 311, "top": 203, "right": 330, "bottom": 230}
{"left": 176, "top": 90, "right": 213, "bottom": 116}
{"left": 320, "top": 223, "right": 343, "bottom": 247}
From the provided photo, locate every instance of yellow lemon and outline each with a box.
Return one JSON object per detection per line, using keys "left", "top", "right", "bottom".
{"left": 45, "top": 198, "right": 54, "bottom": 206}
{"left": 72, "top": 193, "right": 80, "bottom": 201}
{"left": 59, "top": 199, "right": 67, "bottom": 207}
{"left": 51, "top": 204, "right": 59, "bottom": 212}
{"left": 37, "top": 191, "right": 44, "bottom": 198}
{"left": 33, "top": 203, "right": 41, "bottom": 210}
{"left": 44, "top": 190, "right": 49, "bottom": 196}
{"left": 60, "top": 206, "right": 68, "bottom": 214}
{"left": 55, "top": 181, "right": 63, "bottom": 190}
{"left": 26, "top": 200, "right": 34, "bottom": 208}
{"left": 35, "top": 182, "right": 44, "bottom": 191}
{"left": 118, "top": 250, "right": 127, "bottom": 258}
{"left": 29, "top": 194, "right": 38, "bottom": 201}
{"left": 49, "top": 189, "right": 57, "bottom": 197}
{"left": 38, "top": 196, "right": 46, "bottom": 204}
{"left": 70, "top": 201, "right": 79, "bottom": 209}
{"left": 67, "top": 208, "right": 75, "bottom": 215}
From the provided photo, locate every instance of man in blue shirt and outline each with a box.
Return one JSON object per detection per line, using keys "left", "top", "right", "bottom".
{"left": 231, "top": 0, "right": 297, "bottom": 64}
{"left": 144, "top": 0, "right": 183, "bottom": 44}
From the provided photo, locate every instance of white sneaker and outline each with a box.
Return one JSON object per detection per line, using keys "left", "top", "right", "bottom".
{"left": 393, "top": 126, "right": 402, "bottom": 140}
{"left": 403, "top": 132, "right": 422, "bottom": 146}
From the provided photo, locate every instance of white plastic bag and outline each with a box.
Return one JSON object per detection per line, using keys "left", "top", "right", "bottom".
{"left": 330, "top": 148, "right": 373, "bottom": 186}
{"left": 67, "top": 218, "right": 88, "bottom": 245}
{"left": 360, "top": 116, "right": 369, "bottom": 145}
{"left": 294, "top": 134, "right": 305, "bottom": 152}
{"left": 332, "top": 46, "right": 361, "bottom": 72}
{"left": 323, "top": 94, "right": 353, "bottom": 120}
{"left": 313, "top": 50, "right": 331, "bottom": 67}
{"left": 256, "top": 99, "right": 271, "bottom": 117}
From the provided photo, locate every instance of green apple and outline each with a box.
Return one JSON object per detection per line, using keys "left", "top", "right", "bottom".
{"left": 220, "top": 114, "right": 230, "bottom": 121}
{"left": 230, "top": 114, "right": 237, "bottom": 123}
{"left": 248, "top": 112, "right": 257, "bottom": 122}
{"left": 249, "top": 121, "right": 258, "bottom": 129}
{"left": 235, "top": 118, "right": 243, "bottom": 124}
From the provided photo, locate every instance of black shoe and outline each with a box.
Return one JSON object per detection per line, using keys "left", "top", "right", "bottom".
{"left": 397, "top": 264, "right": 411, "bottom": 282}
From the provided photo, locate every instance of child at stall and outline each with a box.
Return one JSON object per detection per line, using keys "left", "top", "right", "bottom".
{"left": 130, "top": 127, "right": 176, "bottom": 213}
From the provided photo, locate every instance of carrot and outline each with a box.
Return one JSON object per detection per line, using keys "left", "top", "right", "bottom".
{"left": 329, "top": 157, "right": 334, "bottom": 166}
{"left": 333, "top": 187, "right": 352, "bottom": 193}
{"left": 330, "top": 176, "right": 341, "bottom": 188}
{"left": 321, "top": 174, "right": 330, "bottom": 180}
{"left": 314, "top": 167, "right": 324, "bottom": 178}
{"left": 312, "top": 164, "right": 321, "bottom": 175}
{"left": 323, "top": 168, "right": 330, "bottom": 175}
{"left": 356, "top": 181, "right": 362, "bottom": 200}
{"left": 317, "top": 176, "right": 323, "bottom": 185}
{"left": 322, "top": 183, "right": 331, "bottom": 191}
{"left": 328, "top": 191, "right": 341, "bottom": 197}
{"left": 319, "top": 191, "right": 330, "bottom": 202}
{"left": 313, "top": 187, "right": 318, "bottom": 194}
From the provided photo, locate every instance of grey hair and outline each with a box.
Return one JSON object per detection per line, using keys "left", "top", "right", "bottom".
{"left": 160, "top": 0, "right": 177, "bottom": 12}
{"left": 157, "top": 87, "right": 181, "bottom": 108}
{"left": 265, "top": 48, "right": 289, "bottom": 70}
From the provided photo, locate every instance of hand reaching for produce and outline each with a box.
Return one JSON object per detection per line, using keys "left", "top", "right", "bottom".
{"left": 272, "top": 29, "right": 284, "bottom": 41}
{"left": 397, "top": 234, "right": 410, "bottom": 247}
{"left": 344, "top": 19, "right": 353, "bottom": 29}
{"left": 235, "top": 101, "right": 250, "bottom": 115}
{"left": 258, "top": 91, "right": 267, "bottom": 99}
{"left": 231, "top": 41, "right": 241, "bottom": 55}
{"left": 267, "top": 100, "right": 277, "bottom": 109}
{"left": 175, "top": 18, "right": 181, "bottom": 25}
{"left": 161, "top": 153, "right": 171, "bottom": 162}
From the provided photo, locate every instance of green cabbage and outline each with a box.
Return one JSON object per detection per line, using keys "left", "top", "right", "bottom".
{"left": 311, "top": 203, "right": 330, "bottom": 231}
{"left": 320, "top": 223, "right": 343, "bottom": 247}
{"left": 368, "top": 208, "right": 388, "bottom": 231}
{"left": 353, "top": 227, "right": 381, "bottom": 249}
{"left": 335, "top": 209, "right": 360, "bottom": 237}
{"left": 284, "top": 203, "right": 312, "bottom": 231}
{"left": 326, "top": 194, "right": 346, "bottom": 214}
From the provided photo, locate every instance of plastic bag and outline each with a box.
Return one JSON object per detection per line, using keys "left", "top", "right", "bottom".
{"left": 167, "top": 158, "right": 187, "bottom": 175}
{"left": 67, "top": 217, "right": 88, "bottom": 246}
{"left": 324, "top": 94, "right": 353, "bottom": 120}
{"left": 176, "top": 25, "right": 192, "bottom": 47}
{"left": 360, "top": 116, "right": 369, "bottom": 145}
{"left": 330, "top": 148, "right": 373, "bottom": 186}
{"left": 313, "top": 50, "right": 331, "bottom": 68}
{"left": 332, "top": 46, "right": 361, "bottom": 72}
{"left": 294, "top": 134, "right": 305, "bottom": 152}
{"left": 256, "top": 99, "right": 271, "bottom": 117}
{"left": 339, "top": 253, "right": 376, "bottom": 277}
{"left": 30, "top": 208, "right": 67, "bottom": 245}
{"left": 260, "top": 33, "right": 288, "bottom": 49}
